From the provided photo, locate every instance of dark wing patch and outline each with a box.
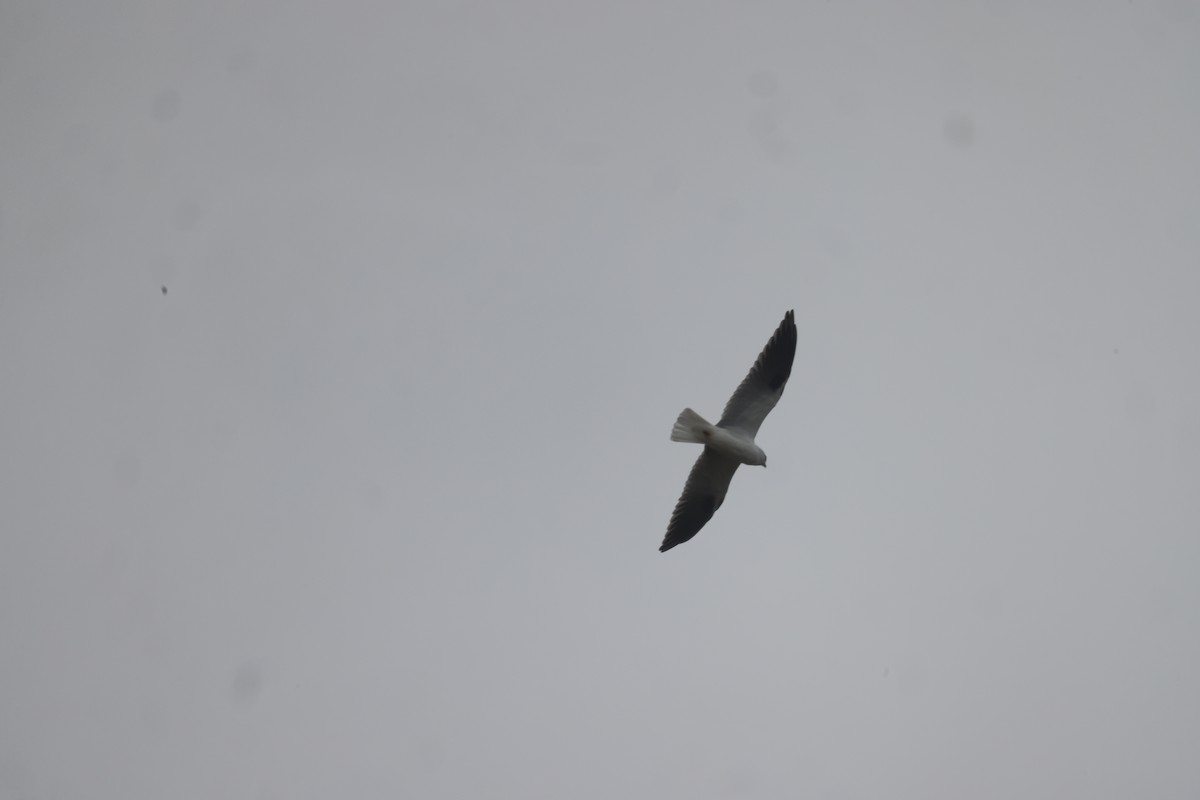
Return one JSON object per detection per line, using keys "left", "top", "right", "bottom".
{"left": 768, "top": 363, "right": 789, "bottom": 390}
{"left": 717, "top": 309, "right": 797, "bottom": 435}
{"left": 660, "top": 449, "right": 741, "bottom": 552}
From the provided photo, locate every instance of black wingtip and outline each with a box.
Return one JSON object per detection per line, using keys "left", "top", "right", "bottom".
{"left": 773, "top": 310, "right": 797, "bottom": 340}
{"left": 765, "top": 310, "right": 798, "bottom": 390}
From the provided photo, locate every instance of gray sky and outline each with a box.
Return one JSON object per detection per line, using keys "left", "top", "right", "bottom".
{"left": 3, "top": 2, "right": 1199, "bottom": 798}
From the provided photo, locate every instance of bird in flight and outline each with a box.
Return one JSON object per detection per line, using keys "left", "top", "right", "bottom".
{"left": 660, "top": 310, "right": 797, "bottom": 552}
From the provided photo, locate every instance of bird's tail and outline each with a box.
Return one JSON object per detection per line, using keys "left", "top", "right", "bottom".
{"left": 671, "top": 408, "right": 712, "bottom": 444}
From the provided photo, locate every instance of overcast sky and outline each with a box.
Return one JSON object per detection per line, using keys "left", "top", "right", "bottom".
{"left": 3, "top": 2, "right": 1199, "bottom": 798}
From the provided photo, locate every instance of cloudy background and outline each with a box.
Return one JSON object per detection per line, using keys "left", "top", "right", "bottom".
{"left": 3, "top": 2, "right": 1199, "bottom": 797}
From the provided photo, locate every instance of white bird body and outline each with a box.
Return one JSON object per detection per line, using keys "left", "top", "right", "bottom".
{"left": 660, "top": 310, "right": 797, "bottom": 552}
{"left": 671, "top": 408, "right": 766, "bottom": 466}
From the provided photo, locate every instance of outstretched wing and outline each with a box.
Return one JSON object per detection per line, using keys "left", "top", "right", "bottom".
{"left": 717, "top": 310, "right": 797, "bottom": 436}
{"left": 660, "top": 448, "right": 741, "bottom": 552}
